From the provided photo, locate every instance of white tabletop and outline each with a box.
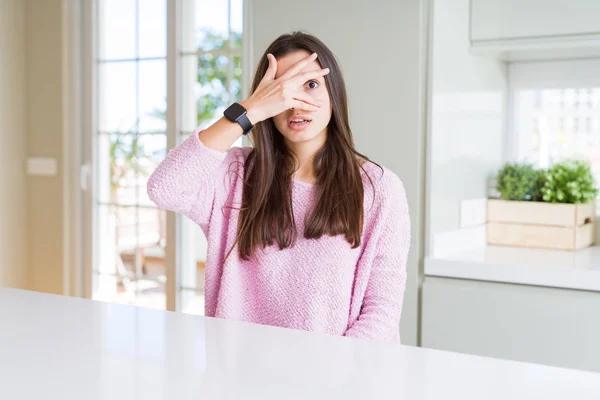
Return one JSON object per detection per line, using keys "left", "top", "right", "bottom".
{"left": 1, "top": 287, "right": 600, "bottom": 399}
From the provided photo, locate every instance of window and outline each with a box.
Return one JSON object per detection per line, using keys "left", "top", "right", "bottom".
{"left": 92, "top": 0, "right": 245, "bottom": 312}
{"left": 509, "top": 59, "right": 600, "bottom": 212}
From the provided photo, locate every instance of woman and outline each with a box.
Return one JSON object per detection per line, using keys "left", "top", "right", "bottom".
{"left": 147, "top": 32, "right": 411, "bottom": 344}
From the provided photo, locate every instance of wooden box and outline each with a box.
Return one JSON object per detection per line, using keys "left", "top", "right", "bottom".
{"left": 486, "top": 199, "right": 596, "bottom": 251}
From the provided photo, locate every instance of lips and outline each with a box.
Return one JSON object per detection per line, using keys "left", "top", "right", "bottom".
{"left": 287, "top": 115, "right": 313, "bottom": 124}
{"left": 287, "top": 114, "right": 313, "bottom": 131}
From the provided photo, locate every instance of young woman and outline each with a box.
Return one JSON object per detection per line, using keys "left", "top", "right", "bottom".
{"left": 147, "top": 32, "right": 411, "bottom": 344}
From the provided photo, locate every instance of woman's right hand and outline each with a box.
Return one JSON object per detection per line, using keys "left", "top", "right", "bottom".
{"left": 241, "top": 52, "right": 330, "bottom": 124}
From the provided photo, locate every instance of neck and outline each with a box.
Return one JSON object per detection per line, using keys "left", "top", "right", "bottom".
{"left": 285, "top": 129, "right": 327, "bottom": 184}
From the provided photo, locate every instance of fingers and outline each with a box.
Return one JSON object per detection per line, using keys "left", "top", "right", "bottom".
{"left": 290, "top": 99, "right": 321, "bottom": 112}
{"left": 263, "top": 53, "right": 278, "bottom": 81}
{"left": 288, "top": 68, "right": 330, "bottom": 88}
{"left": 278, "top": 52, "right": 318, "bottom": 81}
{"left": 291, "top": 90, "right": 322, "bottom": 108}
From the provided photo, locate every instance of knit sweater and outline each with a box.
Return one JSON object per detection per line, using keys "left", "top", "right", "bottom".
{"left": 146, "top": 128, "right": 411, "bottom": 344}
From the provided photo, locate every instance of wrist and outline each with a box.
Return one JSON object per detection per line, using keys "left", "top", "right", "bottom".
{"left": 241, "top": 100, "right": 261, "bottom": 125}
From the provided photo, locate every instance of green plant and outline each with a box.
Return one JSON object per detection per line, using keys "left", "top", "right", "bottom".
{"left": 540, "top": 160, "right": 599, "bottom": 204}
{"left": 495, "top": 163, "right": 545, "bottom": 201}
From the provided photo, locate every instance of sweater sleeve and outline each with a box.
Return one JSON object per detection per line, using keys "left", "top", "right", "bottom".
{"left": 344, "top": 176, "right": 411, "bottom": 344}
{"left": 146, "top": 128, "right": 245, "bottom": 230}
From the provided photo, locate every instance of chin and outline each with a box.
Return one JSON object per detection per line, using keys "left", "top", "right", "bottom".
{"left": 283, "top": 132, "right": 316, "bottom": 143}
{"left": 281, "top": 125, "right": 327, "bottom": 144}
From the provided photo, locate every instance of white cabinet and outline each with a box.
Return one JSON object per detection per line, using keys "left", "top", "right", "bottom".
{"left": 470, "top": 0, "right": 600, "bottom": 42}
{"left": 421, "top": 276, "right": 600, "bottom": 373}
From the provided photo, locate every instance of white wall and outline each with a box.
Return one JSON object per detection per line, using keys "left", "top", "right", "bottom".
{"left": 0, "top": 0, "right": 29, "bottom": 289}
{"left": 251, "top": 0, "right": 429, "bottom": 345}
{"left": 26, "top": 0, "right": 66, "bottom": 294}
{"left": 427, "top": 0, "right": 507, "bottom": 256}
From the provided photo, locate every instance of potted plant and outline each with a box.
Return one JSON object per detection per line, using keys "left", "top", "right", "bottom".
{"left": 487, "top": 160, "right": 598, "bottom": 250}
{"left": 494, "top": 163, "right": 545, "bottom": 202}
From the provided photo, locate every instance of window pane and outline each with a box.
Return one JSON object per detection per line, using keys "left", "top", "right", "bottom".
{"left": 132, "top": 280, "right": 167, "bottom": 311}
{"left": 96, "top": 205, "right": 160, "bottom": 284}
{"left": 96, "top": 205, "right": 117, "bottom": 275}
{"left": 131, "top": 205, "right": 166, "bottom": 311}
{"left": 98, "top": 133, "right": 135, "bottom": 205}
{"left": 181, "top": 0, "right": 229, "bottom": 53}
{"left": 180, "top": 53, "right": 230, "bottom": 131}
{"left": 182, "top": 289, "right": 205, "bottom": 315}
{"left": 180, "top": 54, "right": 199, "bottom": 132}
{"left": 94, "top": 273, "right": 166, "bottom": 311}
{"left": 231, "top": 54, "right": 242, "bottom": 101}
{"left": 97, "top": 134, "right": 112, "bottom": 205}
{"left": 95, "top": 273, "right": 129, "bottom": 305}
{"left": 98, "top": 133, "right": 166, "bottom": 206}
{"left": 99, "top": 0, "right": 136, "bottom": 60}
{"left": 139, "top": 60, "right": 167, "bottom": 132}
{"left": 197, "top": 53, "right": 230, "bottom": 126}
{"left": 94, "top": 203, "right": 167, "bottom": 310}
{"left": 139, "top": 0, "right": 167, "bottom": 58}
{"left": 135, "top": 207, "right": 166, "bottom": 282}
{"left": 230, "top": 0, "right": 243, "bottom": 49}
{"left": 99, "top": 62, "right": 137, "bottom": 133}
{"left": 180, "top": 215, "right": 207, "bottom": 315}
{"left": 180, "top": 217, "right": 207, "bottom": 286}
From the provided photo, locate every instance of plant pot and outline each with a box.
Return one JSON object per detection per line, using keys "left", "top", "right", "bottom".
{"left": 486, "top": 199, "right": 596, "bottom": 251}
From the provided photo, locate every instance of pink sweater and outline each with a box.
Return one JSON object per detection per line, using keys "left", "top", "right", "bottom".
{"left": 146, "top": 128, "right": 411, "bottom": 343}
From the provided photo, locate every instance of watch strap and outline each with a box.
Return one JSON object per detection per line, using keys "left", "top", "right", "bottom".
{"left": 237, "top": 113, "right": 253, "bottom": 136}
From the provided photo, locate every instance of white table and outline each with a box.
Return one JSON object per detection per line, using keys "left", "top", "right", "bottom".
{"left": 1, "top": 287, "right": 599, "bottom": 399}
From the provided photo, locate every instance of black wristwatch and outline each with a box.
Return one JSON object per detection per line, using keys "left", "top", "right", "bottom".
{"left": 223, "top": 102, "right": 254, "bottom": 136}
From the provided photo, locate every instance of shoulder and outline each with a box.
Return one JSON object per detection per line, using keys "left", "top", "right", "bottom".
{"left": 225, "top": 145, "right": 253, "bottom": 164}
{"left": 359, "top": 161, "right": 411, "bottom": 240}
{"left": 359, "top": 160, "right": 407, "bottom": 206}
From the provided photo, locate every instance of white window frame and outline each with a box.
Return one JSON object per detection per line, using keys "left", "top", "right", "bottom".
{"left": 62, "top": 0, "right": 85, "bottom": 298}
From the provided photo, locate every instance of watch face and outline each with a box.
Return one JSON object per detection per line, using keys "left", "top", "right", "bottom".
{"left": 224, "top": 102, "right": 246, "bottom": 121}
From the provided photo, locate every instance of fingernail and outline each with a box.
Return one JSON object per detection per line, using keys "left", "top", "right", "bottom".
{"left": 312, "top": 52, "right": 318, "bottom": 58}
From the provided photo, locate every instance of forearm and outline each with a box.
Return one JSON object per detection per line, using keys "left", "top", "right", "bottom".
{"left": 147, "top": 129, "right": 229, "bottom": 217}
{"left": 198, "top": 100, "right": 261, "bottom": 152}
{"left": 344, "top": 271, "right": 406, "bottom": 344}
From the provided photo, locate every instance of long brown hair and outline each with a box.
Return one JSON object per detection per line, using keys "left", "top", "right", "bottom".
{"left": 231, "top": 31, "right": 380, "bottom": 261}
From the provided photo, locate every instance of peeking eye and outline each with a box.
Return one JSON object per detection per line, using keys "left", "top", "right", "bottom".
{"left": 306, "top": 80, "right": 319, "bottom": 89}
